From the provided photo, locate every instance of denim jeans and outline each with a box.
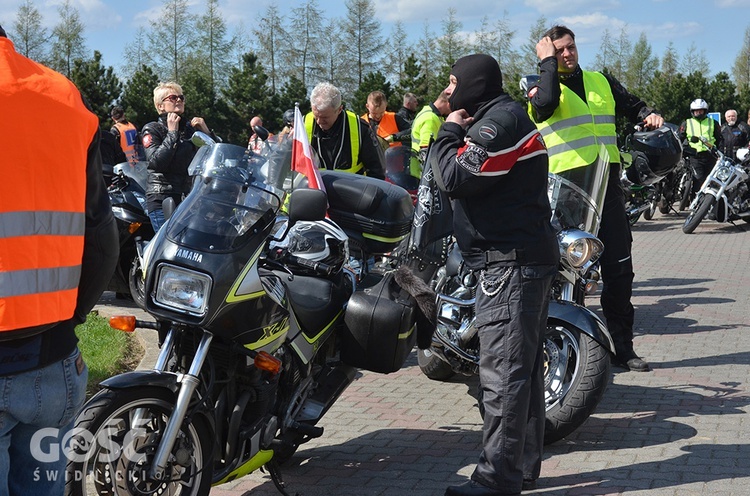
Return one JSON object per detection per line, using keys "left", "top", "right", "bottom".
{"left": 148, "top": 208, "right": 166, "bottom": 232}
{"left": 0, "top": 348, "right": 88, "bottom": 495}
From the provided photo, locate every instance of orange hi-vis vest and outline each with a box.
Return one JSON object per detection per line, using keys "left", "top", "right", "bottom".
{"left": 0, "top": 37, "right": 96, "bottom": 332}
{"left": 113, "top": 121, "right": 139, "bottom": 165}
{"left": 362, "top": 111, "right": 402, "bottom": 147}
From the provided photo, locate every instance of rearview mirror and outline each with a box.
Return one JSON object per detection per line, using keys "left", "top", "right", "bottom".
{"left": 191, "top": 131, "right": 215, "bottom": 148}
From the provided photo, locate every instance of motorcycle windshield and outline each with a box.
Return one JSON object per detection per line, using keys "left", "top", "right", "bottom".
{"left": 167, "top": 143, "right": 283, "bottom": 252}
{"left": 113, "top": 161, "right": 149, "bottom": 192}
{"left": 548, "top": 145, "right": 610, "bottom": 235}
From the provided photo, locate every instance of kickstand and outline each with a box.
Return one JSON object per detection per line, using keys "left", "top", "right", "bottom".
{"left": 265, "top": 461, "right": 300, "bottom": 496}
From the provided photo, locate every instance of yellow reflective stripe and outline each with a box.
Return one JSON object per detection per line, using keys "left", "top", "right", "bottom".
{"left": 225, "top": 245, "right": 265, "bottom": 303}
{"left": 398, "top": 324, "right": 415, "bottom": 340}
{"left": 301, "top": 308, "right": 344, "bottom": 344}
{"left": 0, "top": 265, "right": 82, "bottom": 298}
{"left": 345, "top": 110, "right": 361, "bottom": 172}
{"left": 362, "top": 232, "right": 409, "bottom": 243}
{"left": 0, "top": 211, "right": 85, "bottom": 238}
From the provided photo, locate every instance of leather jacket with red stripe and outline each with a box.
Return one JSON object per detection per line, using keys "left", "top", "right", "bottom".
{"left": 432, "top": 94, "right": 558, "bottom": 268}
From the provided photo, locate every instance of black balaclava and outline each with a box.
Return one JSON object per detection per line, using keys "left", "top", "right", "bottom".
{"left": 448, "top": 54, "right": 504, "bottom": 116}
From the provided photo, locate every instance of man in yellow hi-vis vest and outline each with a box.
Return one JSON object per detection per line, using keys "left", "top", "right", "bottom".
{"left": 528, "top": 25, "right": 664, "bottom": 373}
{"left": 305, "top": 82, "right": 385, "bottom": 180}
{"left": 0, "top": 25, "right": 118, "bottom": 493}
{"left": 679, "top": 98, "right": 723, "bottom": 191}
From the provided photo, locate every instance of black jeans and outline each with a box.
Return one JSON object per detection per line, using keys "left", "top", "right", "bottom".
{"left": 471, "top": 263, "right": 556, "bottom": 493}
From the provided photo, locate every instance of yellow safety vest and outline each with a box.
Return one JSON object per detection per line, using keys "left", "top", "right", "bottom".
{"left": 685, "top": 117, "right": 716, "bottom": 153}
{"left": 533, "top": 71, "right": 618, "bottom": 173}
{"left": 305, "top": 110, "right": 363, "bottom": 174}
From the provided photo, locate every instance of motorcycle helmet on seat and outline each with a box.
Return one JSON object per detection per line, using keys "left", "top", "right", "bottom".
{"left": 625, "top": 124, "right": 683, "bottom": 186}
{"left": 286, "top": 219, "right": 349, "bottom": 275}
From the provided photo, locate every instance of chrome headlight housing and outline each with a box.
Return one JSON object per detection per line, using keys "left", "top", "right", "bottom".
{"left": 715, "top": 165, "right": 731, "bottom": 182}
{"left": 154, "top": 264, "right": 212, "bottom": 316}
{"left": 557, "top": 229, "right": 604, "bottom": 270}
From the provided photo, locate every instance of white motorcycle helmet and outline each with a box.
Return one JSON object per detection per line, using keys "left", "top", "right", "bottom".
{"left": 689, "top": 99, "right": 708, "bottom": 111}
{"left": 286, "top": 219, "right": 349, "bottom": 275}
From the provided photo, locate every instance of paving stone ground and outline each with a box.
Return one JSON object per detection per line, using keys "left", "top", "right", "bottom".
{"left": 94, "top": 210, "right": 750, "bottom": 496}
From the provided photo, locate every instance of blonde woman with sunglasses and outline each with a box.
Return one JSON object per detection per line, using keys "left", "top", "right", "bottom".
{"left": 141, "top": 82, "right": 213, "bottom": 231}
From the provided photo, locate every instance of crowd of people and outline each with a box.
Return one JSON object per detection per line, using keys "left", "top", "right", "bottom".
{"left": 4, "top": 17, "right": 750, "bottom": 496}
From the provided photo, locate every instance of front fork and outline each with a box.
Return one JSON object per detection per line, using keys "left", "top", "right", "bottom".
{"left": 147, "top": 329, "right": 213, "bottom": 481}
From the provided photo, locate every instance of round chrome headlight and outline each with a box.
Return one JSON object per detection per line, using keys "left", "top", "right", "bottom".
{"left": 715, "top": 165, "right": 731, "bottom": 182}
{"left": 558, "top": 229, "right": 604, "bottom": 269}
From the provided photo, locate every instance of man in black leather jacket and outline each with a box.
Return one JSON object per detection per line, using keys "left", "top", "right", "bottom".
{"left": 141, "top": 82, "right": 212, "bottom": 231}
{"left": 433, "top": 54, "right": 559, "bottom": 496}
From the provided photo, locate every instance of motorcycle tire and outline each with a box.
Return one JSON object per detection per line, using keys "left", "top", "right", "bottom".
{"left": 128, "top": 255, "right": 147, "bottom": 309}
{"left": 628, "top": 211, "right": 641, "bottom": 226}
{"left": 658, "top": 198, "right": 671, "bottom": 214}
{"left": 643, "top": 200, "right": 657, "bottom": 220}
{"left": 682, "top": 195, "right": 715, "bottom": 234}
{"left": 417, "top": 348, "right": 456, "bottom": 381}
{"left": 543, "top": 325, "right": 611, "bottom": 444}
{"left": 678, "top": 174, "right": 693, "bottom": 211}
{"left": 65, "top": 387, "right": 213, "bottom": 496}
{"left": 474, "top": 325, "right": 610, "bottom": 445}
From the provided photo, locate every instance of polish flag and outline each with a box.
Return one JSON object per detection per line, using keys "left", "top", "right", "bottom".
{"left": 291, "top": 106, "right": 326, "bottom": 192}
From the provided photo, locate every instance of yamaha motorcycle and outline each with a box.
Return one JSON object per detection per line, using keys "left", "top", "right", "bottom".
{"left": 682, "top": 137, "right": 750, "bottom": 233}
{"left": 65, "top": 133, "right": 418, "bottom": 495}
{"left": 105, "top": 161, "right": 154, "bottom": 301}
{"left": 414, "top": 149, "right": 614, "bottom": 444}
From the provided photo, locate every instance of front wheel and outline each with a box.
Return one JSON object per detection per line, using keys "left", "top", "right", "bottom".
{"left": 678, "top": 172, "right": 694, "bottom": 211}
{"left": 643, "top": 199, "right": 657, "bottom": 220}
{"left": 543, "top": 325, "right": 611, "bottom": 444}
{"left": 128, "top": 255, "right": 146, "bottom": 308}
{"left": 682, "top": 195, "right": 715, "bottom": 234}
{"left": 417, "top": 348, "right": 456, "bottom": 380}
{"left": 65, "top": 387, "right": 213, "bottom": 496}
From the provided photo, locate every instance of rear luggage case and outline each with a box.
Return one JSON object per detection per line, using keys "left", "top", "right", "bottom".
{"left": 320, "top": 171, "right": 413, "bottom": 255}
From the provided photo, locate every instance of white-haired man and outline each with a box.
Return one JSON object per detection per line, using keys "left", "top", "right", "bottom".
{"left": 304, "top": 82, "right": 385, "bottom": 179}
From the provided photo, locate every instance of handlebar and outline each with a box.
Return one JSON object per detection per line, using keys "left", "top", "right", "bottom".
{"left": 284, "top": 253, "right": 336, "bottom": 277}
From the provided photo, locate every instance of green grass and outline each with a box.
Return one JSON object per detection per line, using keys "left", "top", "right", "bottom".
{"left": 76, "top": 312, "right": 144, "bottom": 396}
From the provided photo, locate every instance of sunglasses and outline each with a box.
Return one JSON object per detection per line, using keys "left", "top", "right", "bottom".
{"left": 162, "top": 94, "right": 185, "bottom": 103}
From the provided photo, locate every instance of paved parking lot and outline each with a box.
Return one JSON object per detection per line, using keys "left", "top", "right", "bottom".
{"left": 95, "top": 211, "right": 750, "bottom": 496}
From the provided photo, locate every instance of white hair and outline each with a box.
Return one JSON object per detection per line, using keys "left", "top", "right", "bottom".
{"left": 310, "top": 82, "right": 342, "bottom": 111}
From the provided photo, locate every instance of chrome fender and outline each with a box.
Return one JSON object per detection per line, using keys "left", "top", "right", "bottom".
{"left": 547, "top": 300, "right": 614, "bottom": 354}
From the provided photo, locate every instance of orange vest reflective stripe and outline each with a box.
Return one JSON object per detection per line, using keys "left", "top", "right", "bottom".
{"left": 362, "top": 111, "right": 402, "bottom": 147}
{"left": 0, "top": 37, "right": 95, "bottom": 332}
{"left": 113, "top": 121, "right": 139, "bottom": 165}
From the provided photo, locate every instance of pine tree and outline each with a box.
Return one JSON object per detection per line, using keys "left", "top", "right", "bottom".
{"left": 120, "top": 65, "right": 160, "bottom": 128}
{"left": 70, "top": 51, "right": 122, "bottom": 127}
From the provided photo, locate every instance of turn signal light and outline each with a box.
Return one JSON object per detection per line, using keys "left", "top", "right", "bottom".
{"left": 254, "top": 351, "right": 282, "bottom": 375}
{"left": 109, "top": 315, "right": 137, "bottom": 333}
{"left": 128, "top": 222, "right": 142, "bottom": 234}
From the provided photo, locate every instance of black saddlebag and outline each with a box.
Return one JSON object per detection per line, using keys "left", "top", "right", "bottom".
{"left": 341, "top": 271, "right": 417, "bottom": 373}
{"left": 320, "top": 171, "right": 414, "bottom": 255}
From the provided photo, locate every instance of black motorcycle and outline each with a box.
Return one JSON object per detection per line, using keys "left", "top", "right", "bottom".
{"left": 414, "top": 152, "right": 613, "bottom": 444}
{"left": 105, "top": 161, "right": 154, "bottom": 301}
{"left": 65, "top": 133, "right": 421, "bottom": 495}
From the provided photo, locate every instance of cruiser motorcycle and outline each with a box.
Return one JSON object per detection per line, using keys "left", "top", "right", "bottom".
{"left": 65, "top": 133, "right": 418, "bottom": 495}
{"left": 682, "top": 137, "right": 750, "bottom": 233}
{"left": 414, "top": 149, "right": 614, "bottom": 444}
